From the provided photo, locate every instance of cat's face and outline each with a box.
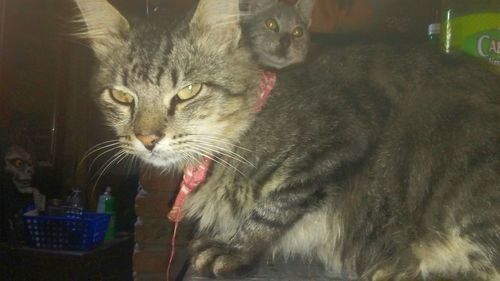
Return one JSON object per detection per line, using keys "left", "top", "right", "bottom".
{"left": 242, "top": 0, "right": 315, "bottom": 69}
{"left": 75, "top": 0, "right": 259, "bottom": 169}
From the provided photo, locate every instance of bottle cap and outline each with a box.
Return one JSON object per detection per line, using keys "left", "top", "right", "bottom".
{"left": 428, "top": 23, "right": 441, "bottom": 35}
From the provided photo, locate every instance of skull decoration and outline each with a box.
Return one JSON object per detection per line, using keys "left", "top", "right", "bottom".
{"left": 4, "top": 145, "right": 35, "bottom": 194}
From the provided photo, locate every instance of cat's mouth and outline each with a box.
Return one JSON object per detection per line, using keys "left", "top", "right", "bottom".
{"left": 259, "top": 52, "right": 298, "bottom": 69}
{"left": 136, "top": 146, "right": 208, "bottom": 171}
{"left": 139, "top": 150, "right": 186, "bottom": 168}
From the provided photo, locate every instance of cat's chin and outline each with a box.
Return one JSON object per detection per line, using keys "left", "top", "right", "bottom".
{"left": 138, "top": 153, "right": 188, "bottom": 171}
{"left": 258, "top": 53, "right": 299, "bottom": 70}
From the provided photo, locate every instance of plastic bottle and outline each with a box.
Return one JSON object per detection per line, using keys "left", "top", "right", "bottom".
{"left": 69, "top": 188, "right": 84, "bottom": 209}
{"left": 67, "top": 187, "right": 84, "bottom": 217}
{"left": 97, "top": 187, "right": 116, "bottom": 240}
{"left": 441, "top": 0, "right": 500, "bottom": 73}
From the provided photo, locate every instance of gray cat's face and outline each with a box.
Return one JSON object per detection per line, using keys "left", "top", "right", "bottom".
{"left": 242, "top": 0, "right": 315, "bottom": 69}
{"left": 75, "top": 0, "right": 259, "bottom": 169}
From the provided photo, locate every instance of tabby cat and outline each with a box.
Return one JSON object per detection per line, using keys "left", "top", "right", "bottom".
{"left": 240, "top": 0, "right": 315, "bottom": 69}
{"left": 73, "top": 0, "right": 500, "bottom": 280}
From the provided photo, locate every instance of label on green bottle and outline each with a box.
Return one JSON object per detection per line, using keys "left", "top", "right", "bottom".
{"left": 442, "top": 12, "right": 500, "bottom": 73}
{"left": 462, "top": 29, "right": 500, "bottom": 66}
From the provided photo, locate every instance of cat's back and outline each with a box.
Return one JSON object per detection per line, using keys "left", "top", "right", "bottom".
{"left": 274, "top": 41, "right": 500, "bottom": 117}
{"left": 251, "top": 41, "right": 500, "bottom": 168}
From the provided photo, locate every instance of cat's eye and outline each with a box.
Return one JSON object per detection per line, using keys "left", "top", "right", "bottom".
{"left": 265, "top": 18, "right": 279, "bottom": 32}
{"left": 177, "top": 84, "right": 203, "bottom": 100}
{"left": 292, "top": 27, "right": 304, "bottom": 38}
{"left": 109, "top": 89, "right": 134, "bottom": 105}
{"left": 10, "top": 159, "right": 23, "bottom": 168}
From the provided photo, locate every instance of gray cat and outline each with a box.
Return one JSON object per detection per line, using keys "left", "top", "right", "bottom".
{"left": 240, "top": 0, "right": 315, "bottom": 69}
{"left": 73, "top": 0, "right": 500, "bottom": 280}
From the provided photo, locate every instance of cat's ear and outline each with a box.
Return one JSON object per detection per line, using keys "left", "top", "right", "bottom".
{"left": 73, "top": 0, "right": 130, "bottom": 60}
{"left": 190, "top": 0, "right": 241, "bottom": 50}
{"left": 296, "top": 0, "right": 316, "bottom": 27}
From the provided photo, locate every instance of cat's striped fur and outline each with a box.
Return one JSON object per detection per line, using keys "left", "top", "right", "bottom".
{"left": 74, "top": 0, "right": 500, "bottom": 280}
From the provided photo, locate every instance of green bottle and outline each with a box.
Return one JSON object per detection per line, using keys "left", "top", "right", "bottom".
{"left": 441, "top": 0, "right": 500, "bottom": 74}
{"left": 97, "top": 186, "right": 116, "bottom": 240}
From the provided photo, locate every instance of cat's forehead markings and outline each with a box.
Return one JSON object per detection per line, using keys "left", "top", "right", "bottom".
{"left": 155, "top": 66, "right": 165, "bottom": 87}
{"left": 171, "top": 68, "right": 179, "bottom": 88}
{"left": 131, "top": 63, "right": 139, "bottom": 75}
{"left": 121, "top": 70, "right": 129, "bottom": 87}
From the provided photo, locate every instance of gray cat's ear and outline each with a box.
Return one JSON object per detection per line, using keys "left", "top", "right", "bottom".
{"left": 190, "top": 0, "right": 241, "bottom": 50}
{"left": 73, "top": 0, "right": 130, "bottom": 59}
{"left": 296, "top": 0, "right": 316, "bottom": 27}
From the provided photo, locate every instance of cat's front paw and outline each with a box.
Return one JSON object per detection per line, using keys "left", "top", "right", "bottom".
{"left": 189, "top": 238, "right": 255, "bottom": 278}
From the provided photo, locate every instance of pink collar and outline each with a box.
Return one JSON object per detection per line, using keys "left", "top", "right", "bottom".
{"left": 253, "top": 70, "right": 277, "bottom": 112}
{"left": 167, "top": 71, "right": 276, "bottom": 222}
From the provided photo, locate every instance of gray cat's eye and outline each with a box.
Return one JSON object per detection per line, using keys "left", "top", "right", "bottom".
{"left": 177, "top": 84, "right": 203, "bottom": 100}
{"left": 265, "top": 18, "right": 279, "bottom": 32}
{"left": 108, "top": 89, "right": 134, "bottom": 105}
{"left": 292, "top": 27, "right": 304, "bottom": 38}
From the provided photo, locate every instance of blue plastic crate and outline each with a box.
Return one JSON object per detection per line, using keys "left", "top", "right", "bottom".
{"left": 22, "top": 210, "right": 110, "bottom": 251}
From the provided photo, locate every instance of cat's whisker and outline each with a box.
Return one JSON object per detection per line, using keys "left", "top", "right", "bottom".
{"left": 158, "top": 153, "right": 197, "bottom": 175}
{"left": 126, "top": 155, "right": 139, "bottom": 177}
{"left": 82, "top": 140, "right": 120, "bottom": 156}
{"left": 158, "top": 160, "right": 176, "bottom": 175}
{"left": 190, "top": 134, "right": 253, "bottom": 152}
{"left": 183, "top": 151, "right": 205, "bottom": 167}
{"left": 183, "top": 146, "right": 246, "bottom": 178}
{"left": 91, "top": 150, "right": 127, "bottom": 180}
{"left": 90, "top": 153, "right": 128, "bottom": 194}
{"left": 116, "top": 152, "right": 130, "bottom": 165}
{"left": 195, "top": 140, "right": 254, "bottom": 167}
{"left": 77, "top": 140, "right": 121, "bottom": 171}
{"left": 87, "top": 145, "right": 123, "bottom": 173}
{"left": 80, "top": 141, "right": 121, "bottom": 163}
{"left": 127, "top": 155, "right": 139, "bottom": 177}
{"left": 91, "top": 150, "right": 128, "bottom": 195}
{"left": 159, "top": 166, "right": 169, "bottom": 176}
{"left": 190, "top": 137, "right": 246, "bottom": 153}
{"left": 168, "top": 146, "right": 206, "bottom": 170}
{"left": 184, "top": 148, "right": 236, "bottom": 176}
{"left": 189, "top": 141, "right": 255, "bottom": 168}
{"left": 116, "top": 151, "right": 133, "bottom": 175}
{"left": 184, "top": 155, "right": 197, "bottom": 168}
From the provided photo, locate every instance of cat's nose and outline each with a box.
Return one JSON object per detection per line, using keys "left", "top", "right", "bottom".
{"left": 280, "top": 34, "right": 292, "bottom": 49}
{"left": 136, "top": 133, "right": 164, "bottom": 151}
